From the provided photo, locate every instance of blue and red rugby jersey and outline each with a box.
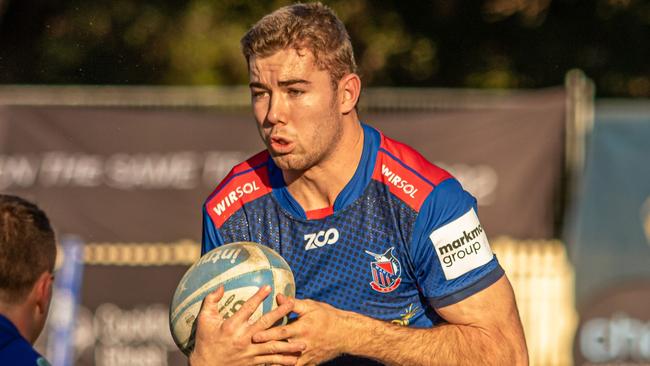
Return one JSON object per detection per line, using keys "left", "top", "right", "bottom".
{"left": 202, "top": 123, "right": 504, "bottom": 328}
{"left": 0, "top": 314, "right": 50, "bottom": 366}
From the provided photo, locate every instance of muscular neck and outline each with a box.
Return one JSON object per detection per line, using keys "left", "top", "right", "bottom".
{"left": 283, "top": 114, "right": 364, "bottom": 212}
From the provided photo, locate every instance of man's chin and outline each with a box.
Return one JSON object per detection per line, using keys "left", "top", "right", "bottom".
{"left": 271, "top": 154, "right": 308, "bottom": 171}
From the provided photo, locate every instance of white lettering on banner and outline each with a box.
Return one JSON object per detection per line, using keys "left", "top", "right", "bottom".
{"left": 429, "top": 208, "right": 493, "bottom": 280}
{"left": 436, "top": 162, "right": 498, "bottom": 206}
{"left": 212, "top": 181, "right": 261, "bottom": 216}
{"left": 67, "top": 304, "right": 178, "bottom": 366}
{"left": 40, "top": 152, "right": 103, "bottom": 187}
{"left": 580, "top": 313, "right": 650, "bottom": 362}
{"left": 93, "top": 303, "right": 176, "bottom": 347}
{"left": 95, "top": 345, "right": 168, "bottom": 366}
{"left": 202, "top": 152, "right": 250, "bottom": 186}
{"left": 105, "top": 152, "right": 199, "bottom": 189}
{"left": 0, "top": 155, "right": 39, "bottom": 189}
{"left": 0, "top": 151, "right": 251, "bottom": 190}
{"left": 381, "top": 165, "right": 418, "bottom": 198}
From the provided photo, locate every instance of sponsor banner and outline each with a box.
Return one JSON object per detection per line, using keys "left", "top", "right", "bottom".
{"left": 2, "top": 91, "right": 564, "bottom": 363}
{"left": 38, "top": 264, "right": 189, "bottom": 366}
{"left": 364, "top": 90, "right": 565, "bottom": 239}
{"left": 568, "top": 103, "right": 650, "bottom": 306}
{"left": 0, "top": 90, "right": 564, "bottom": 241}
{"left": 573, "top": 281, "right": 650, "bottom": 365}
{"left": 0, "top": 107, "right": 261, "bottom": 243}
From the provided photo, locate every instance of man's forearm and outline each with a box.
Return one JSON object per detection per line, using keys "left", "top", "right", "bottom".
{"left": 342, "top": 312, "right": 525, "bottom": 366}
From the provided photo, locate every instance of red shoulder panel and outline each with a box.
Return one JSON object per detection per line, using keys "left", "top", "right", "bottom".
{"left": 373, "top": 134, "right": 452, "bottom": 211}
{"left": 380, "top": 134, "right": 452, "bottom": 186}
{"left": 205, "top": 151, "right": 272, "bottom": 228}
{"left": 230, "top": 150, "right": 270, "bottom": 175}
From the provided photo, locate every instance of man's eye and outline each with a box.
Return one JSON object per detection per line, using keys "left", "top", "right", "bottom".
{"left": 252, "top": 90, "right": 268, "bottom": 98}
{"left": 288, "top": 89, "right": 304, "bottom": 96}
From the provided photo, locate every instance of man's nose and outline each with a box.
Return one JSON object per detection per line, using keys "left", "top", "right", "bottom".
{"left": 266, "top": 94, "right": 287, "bottom": 125}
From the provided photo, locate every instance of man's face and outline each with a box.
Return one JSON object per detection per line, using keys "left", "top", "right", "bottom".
{"left": 248, "top": 48, "right": 343, "bottom": 172}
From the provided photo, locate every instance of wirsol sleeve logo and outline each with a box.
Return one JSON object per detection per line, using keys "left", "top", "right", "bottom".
{"left": 429, "top": 208, "right": 494, "bottom": 280}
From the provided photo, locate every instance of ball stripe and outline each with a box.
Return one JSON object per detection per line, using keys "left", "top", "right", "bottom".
{"left": 169, "top": 242, "right": 295, "bottom": 355}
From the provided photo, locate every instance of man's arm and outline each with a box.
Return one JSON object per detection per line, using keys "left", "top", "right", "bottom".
{"left": 254, "top": 274, "right": 528, "bottom": 366}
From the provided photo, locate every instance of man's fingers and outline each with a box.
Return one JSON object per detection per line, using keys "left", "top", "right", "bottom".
{"left": 228, "top": 285, "right": 272, "bottom": 324}
{"left": 250, "top": 342, "right": 305, "bottom": 366}
{"left": 254, "top": 340, "right": 306, "bottom": 355}
{"left": 285, "top": 297, "right": 310, "bottom": 315}
{"left": 277, "top": 293, "right": 289, "bottom": 305}
{"left": 251, "top": 354, "right": 300, "bottom": 366}
{"left": 252, "top": 323, "right": 295, "bottom": 343}
{"left": 198, "top": 285, "right": 225, "bottom": 319}
{"left": 249, "top": 297, "right": 294, "bottom": 333}
{"left": 277, "top": 294, "right": 310, "bottom": 315}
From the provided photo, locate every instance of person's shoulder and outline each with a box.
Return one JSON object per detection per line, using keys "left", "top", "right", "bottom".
{"left": 0, "top": 337, "right": 49, "bottom": 366}
{"left": 378, "top": 133, "right": 452, "bottom": 185}
{"left": 204, "top": 150, "right": 271, "bottom": 201}
{"left": 373, "top": 132, "right": 454, "bottom": 211}
{"left": 203, "top": 150, "right": 273, "bottom": 227}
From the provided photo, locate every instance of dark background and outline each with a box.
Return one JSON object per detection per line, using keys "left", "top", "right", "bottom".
{"left": 0, "top": 0, "right": 648, "bottom": 97}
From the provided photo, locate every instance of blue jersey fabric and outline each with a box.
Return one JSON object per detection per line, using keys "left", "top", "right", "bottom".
{"left": 0, "top": 314, "right": 49, "bottom": 366}
{"left": 202, "top": 124, "right": 503, "bottom": 364}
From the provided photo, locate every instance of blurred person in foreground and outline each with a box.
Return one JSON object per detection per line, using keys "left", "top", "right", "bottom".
{"left": 0, "top": 195, "right": 55, "bottom": 366}
{"left": 193, "top": 2, "right": 528, "bottom": 365}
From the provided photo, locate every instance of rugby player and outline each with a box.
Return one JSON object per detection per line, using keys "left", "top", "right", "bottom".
{"left": 191, "top": 3, "right": 528, "bottom": 365}
{"left": 0, "top": 195, "right": 55, "bottom": 365}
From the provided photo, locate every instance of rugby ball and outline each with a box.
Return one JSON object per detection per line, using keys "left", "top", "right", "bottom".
{"left": 169, "top": 241, "right": 295, "bottom": 355}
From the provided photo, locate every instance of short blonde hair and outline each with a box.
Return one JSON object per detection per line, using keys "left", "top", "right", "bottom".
{"left": 241, "top": 2, "right": 357, "bottom": 88}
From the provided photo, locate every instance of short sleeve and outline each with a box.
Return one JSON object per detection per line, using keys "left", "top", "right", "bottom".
{"left": 202, "top": 205, "right": 225, "bottom": 255}
{"left": 408, "top": 178, "right": 504, "bottom": 308}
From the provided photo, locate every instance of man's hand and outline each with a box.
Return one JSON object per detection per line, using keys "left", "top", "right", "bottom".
{"left": 252, "top": 295, "right": 356, "bottom": 366}
{"left": 251, "top": 275, "right": 528, "bottom": 366}
{"left": 189, "top": 285, "right": 306, "bottom": 366}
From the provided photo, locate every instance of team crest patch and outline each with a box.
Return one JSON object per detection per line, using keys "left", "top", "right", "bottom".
{"left": 365, "top": 247, "right": 402, "bottom": 293}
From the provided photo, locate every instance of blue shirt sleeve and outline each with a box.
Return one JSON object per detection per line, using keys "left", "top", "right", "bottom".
{"left": 202, "top": 205, "right": 225, "bottom": 255}
{"left": 409, "top": 178, "right": 504, "bottom": 308}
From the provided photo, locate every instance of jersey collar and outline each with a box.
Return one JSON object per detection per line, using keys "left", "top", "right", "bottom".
{"left": 268, "top": 123, "right": 380, "bottom": 220}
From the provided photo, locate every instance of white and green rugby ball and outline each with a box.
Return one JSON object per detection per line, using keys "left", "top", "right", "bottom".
{"left": 169, "top": 241, "right": 295, "bottom": 355}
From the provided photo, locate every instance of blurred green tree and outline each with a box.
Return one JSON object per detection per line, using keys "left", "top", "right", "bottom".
{"left": 0, "top": 0, "right": 647, "bottom": 97}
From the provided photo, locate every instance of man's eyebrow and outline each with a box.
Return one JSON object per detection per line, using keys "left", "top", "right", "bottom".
{"left": 278, "top": 79, "right": 310, "bottom": 87}
{"left": 249, "top": 79, "right": 311, "bottom": 89}
{"left": 249, "top": 82, "right": 268, "bottom": 89}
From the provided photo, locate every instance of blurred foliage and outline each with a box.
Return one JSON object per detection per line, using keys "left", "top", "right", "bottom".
{"left": 0, "top": 0, "right": 648, "bottom": 97}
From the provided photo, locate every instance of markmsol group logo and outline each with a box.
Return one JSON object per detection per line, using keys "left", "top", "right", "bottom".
{"left": 429, "top": 208, "right": 493, "bottom": 280}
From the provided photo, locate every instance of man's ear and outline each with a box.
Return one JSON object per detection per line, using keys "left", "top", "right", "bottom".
{"left": 32, "top": 271, "right": 54, "bottom": 315}
{"left": 338, "top": 73, "right": 361, "bottom": 114}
